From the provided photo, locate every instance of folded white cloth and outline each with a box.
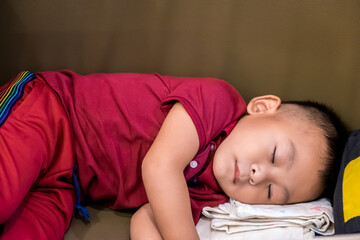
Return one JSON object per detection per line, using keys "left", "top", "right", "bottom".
{"left": 197, "top": 217, "right": 315, "bottom": 240}
{"left": 197, "top": 198, "right": 334, "bottom": 240}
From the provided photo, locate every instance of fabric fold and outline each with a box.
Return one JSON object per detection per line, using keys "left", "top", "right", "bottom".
{"left": 197, "top": 198, "right": 334, "bottom": 239}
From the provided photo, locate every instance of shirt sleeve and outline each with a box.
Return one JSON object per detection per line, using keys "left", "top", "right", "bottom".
{"left": 159, "top": 75, "right": 246, "bottom": 150}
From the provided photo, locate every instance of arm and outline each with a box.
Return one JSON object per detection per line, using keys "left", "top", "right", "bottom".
{"left": 130, "top": 203, "right": 162, "bottom": 240}
{"left": 141, "top": 102, "right": 200, "bottom": 240}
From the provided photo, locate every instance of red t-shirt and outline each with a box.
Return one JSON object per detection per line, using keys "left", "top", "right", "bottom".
{"left": 39, "top": 71, "right": 246, "bottom": 223}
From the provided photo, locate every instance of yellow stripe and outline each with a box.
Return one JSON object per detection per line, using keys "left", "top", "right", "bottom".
{"left": 343, "top": 156, "right": 360, "bottom": 222}
{"left": 0, "top": 72, "right": 26, "bottom": 103}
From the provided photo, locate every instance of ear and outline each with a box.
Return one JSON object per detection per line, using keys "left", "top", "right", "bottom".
{"left": 247, "top": 95, "right": 281, "bottom": 115}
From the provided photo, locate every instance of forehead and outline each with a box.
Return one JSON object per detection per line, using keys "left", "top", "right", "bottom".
{"left": 277, "top": 106, "right": 327, "bottom": 147}
{"left": 272, "top": 111, "right": 328, "bottom": 202}
{"left": 284, "top": 125, "right": 327, "bottom": 202}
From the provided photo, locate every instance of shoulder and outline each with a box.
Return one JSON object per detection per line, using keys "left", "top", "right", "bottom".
{"left": 158, "top": 74, "right": 242, "bottom": 102}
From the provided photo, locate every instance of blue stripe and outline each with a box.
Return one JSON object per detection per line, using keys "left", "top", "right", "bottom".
{"left": 0, "top": 73, "right": 30, "bottom": 115}
{"left": 0, "top": 73, "right": 33, "bottom": 115}
{"left": 0, "top": 72, "right": 31, "bottom": 113}
{"left": 0, "top": 72, "right": 35, "bottom": 127}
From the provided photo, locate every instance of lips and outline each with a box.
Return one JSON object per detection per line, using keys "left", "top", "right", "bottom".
{"left": 233, "top": 161, "right": 240, "bottom": 184}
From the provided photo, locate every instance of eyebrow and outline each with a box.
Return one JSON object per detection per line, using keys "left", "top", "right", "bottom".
{"left": 282, "top": 140, "right": 295, "bottom": 204}
{"left": 282, "top": 187, "right": 290, "bottom": 204}
{"left": 287, "top": 140, "right": 296, "bottom": 169}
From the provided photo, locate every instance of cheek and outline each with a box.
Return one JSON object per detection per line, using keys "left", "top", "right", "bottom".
{"left": 213, "top": 154, "right": 232, "bottom": 179}
{"left": 224, "top": 185, "right": 266, "bottom": 204}
{"left": 237, "top": 133, "right": 273, "bottom": 159}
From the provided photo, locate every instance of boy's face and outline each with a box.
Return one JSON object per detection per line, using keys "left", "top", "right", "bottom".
{"left": 213, "top": 95, "right": 326, "bottom": 205}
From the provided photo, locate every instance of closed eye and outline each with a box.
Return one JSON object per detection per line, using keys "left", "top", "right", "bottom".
{"left": 272, "top": 147, "right": 276, "bottom": 164}
{"left": 268, "top": 184, "right": 272, "bottom": 199}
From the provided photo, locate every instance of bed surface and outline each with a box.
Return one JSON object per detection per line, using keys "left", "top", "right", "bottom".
{"left": 64, "top": 206, "right": 360, "bottom": 240}
{"left": 63, "top": 206, "right": 132, "bottom": 240}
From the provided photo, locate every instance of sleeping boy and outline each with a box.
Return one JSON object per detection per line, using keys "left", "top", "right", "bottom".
{"left": 0, "top": 71, "right": 347, "bottom": 240}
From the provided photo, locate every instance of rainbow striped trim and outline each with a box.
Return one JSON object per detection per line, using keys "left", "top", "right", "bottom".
{"left": 0, "top": 71, "right": 36, "bottom": 127}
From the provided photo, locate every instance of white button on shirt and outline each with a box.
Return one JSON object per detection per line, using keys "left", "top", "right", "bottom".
{"left": 190, "top": 160, "right": 198, "bottom": 168}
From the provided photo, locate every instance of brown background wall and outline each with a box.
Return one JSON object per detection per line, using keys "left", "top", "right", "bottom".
{"left": 1, "top": 0, "right": 359, "bottom": 129}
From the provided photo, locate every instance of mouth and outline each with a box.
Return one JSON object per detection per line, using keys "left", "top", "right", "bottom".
{"left": 233, "top": 161, "right": 239, "bottom": 184}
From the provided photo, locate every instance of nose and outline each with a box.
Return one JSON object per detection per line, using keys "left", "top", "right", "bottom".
{"left": 249, "top": 163, "right": 267, "bottom": 185}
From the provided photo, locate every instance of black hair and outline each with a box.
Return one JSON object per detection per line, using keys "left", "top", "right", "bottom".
{"left": 281, "top": 100, "right": 349, "bottom": 202}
